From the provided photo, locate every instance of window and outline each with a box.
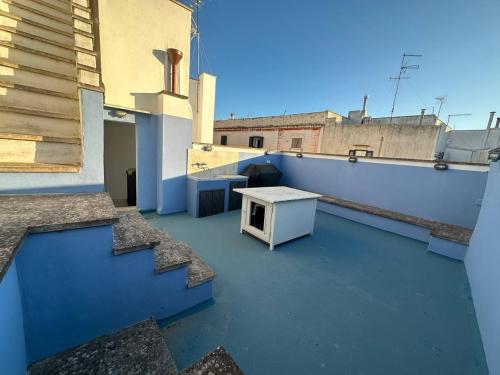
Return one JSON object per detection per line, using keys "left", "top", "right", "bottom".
{"left": 291, "top": 138, "right": 302, "bottom": 149}
{"left": 349, "top": 149, "right": 374, "bottom": 157}
{"left": 249, "top": 136, "right": 264, "bottom": 148}
{"left": 220, "top": 135, "right": 228, "bottom": 145}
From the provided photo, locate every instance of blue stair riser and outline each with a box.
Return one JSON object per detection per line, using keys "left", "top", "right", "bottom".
{"left": 13, "top": 225, "right": 212, "bottom": 363}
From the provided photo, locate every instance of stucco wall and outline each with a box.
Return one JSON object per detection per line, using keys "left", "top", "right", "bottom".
{"left": 320, "top": 122, "right": 441, "bottom": 159}
{"left": 98, "top": 0, "right": 192, "bottom": 112}
{"left": 280, "top": 153, "right": 487, "bottom": 228}
{"left": 444, "top": 129, "right": 500, "bottom": 163}
{"left": 465, "top": 161, "right": 500, "bottom": 374}
{"left": 0, "top": 89, "right": 105, "bottom": 193}
{"left": 214, "top": 127, "right": 321, "bottom": 152}
{"left": 16, "top": 225, "right": 212, "bottom": 363}
{"left": 189, "top": 73, "right": 216, "bottom": 144}
{"left": 0, "top": 261, "right": 26, "bottom": 375}
{"left": 104, "top": 122, "right": 136, "bottom": 202}
{"left": 157, "top": 114, "right": 192, "bottom": 214}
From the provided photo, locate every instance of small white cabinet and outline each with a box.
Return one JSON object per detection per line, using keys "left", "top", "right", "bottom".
{"left": 234, "top": 187, "right": 321, "bottom": 250}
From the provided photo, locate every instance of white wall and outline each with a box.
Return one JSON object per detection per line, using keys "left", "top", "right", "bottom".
{"left": 465, "top": 160, "right": 500, "bottom": 375}
{"left": 104, "top": 122, "right": 136, "bottom": 201}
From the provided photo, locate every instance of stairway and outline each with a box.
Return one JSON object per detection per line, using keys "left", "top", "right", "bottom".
{"left": 0, "top": 193, "right": 216, "bottom": 365}
{"left": 113, "top": 207, "right": 216, "bottom": 289}
{"left": 0, "top": 0, "right": 101, "bottom": 171}
{"left": 27, "top": 319, "right": 245, "bottom": 375}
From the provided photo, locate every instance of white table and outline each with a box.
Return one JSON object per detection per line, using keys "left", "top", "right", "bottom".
{"left": 234, "top": 187, "right": 322, "bottom": 250}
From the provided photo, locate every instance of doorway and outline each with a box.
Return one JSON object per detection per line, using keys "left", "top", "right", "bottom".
{"left": 104, "top": 122, "right": 137, "bottom": 207}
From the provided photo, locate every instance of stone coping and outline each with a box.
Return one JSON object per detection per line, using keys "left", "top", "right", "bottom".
{"left": 0, "top": 193, "right": 119, "bottom": 282}
{"left": 28, "top": 319, "right": 177, "bottom": 375}
{"left": 113, "top": 208, "right": 162, "bottom": 254}
{"left": 319, "top": 195, "right": 473, "bottom": 245}
{"left": 179, "top": 347, "right": 245, "bottom": 375}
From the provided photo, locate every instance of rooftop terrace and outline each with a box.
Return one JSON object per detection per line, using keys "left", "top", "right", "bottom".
{"left": 146, "top": 210, "right": 487, "bottom": 375}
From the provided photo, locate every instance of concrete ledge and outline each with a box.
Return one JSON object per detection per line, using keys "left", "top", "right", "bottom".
{"left": 0, "top": 193, "right": 118, "bottom": 282}
{"left": 318, "top": 195, "right": 473, "bottom": 261}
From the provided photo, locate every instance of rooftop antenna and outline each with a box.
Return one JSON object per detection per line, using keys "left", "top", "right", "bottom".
{"left": 435, "top": 95, "right": 447, "bottom": 119}
{"left": 389, "top": 53, "right": 422, "bottom": 125}
{"left": 190, "top": 0, "right": 202, "bottom": 76}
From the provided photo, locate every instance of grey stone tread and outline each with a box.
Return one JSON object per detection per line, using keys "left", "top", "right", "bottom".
{"left": 153, "top": 230, "right": 192, "bottom": 273}
{"left": 28, "top": 319, "right": 177, "bottom": 375}
{"left": 179, "top": 347, "right": 245, "bottom": 375}
{"left": 186, "top": 245, "right": 217, "bottom": 288}
{"left": 113, "top": 208, "right": 161, "bottom": 254}
{"left": 319, "top": 195, "right": 472, "bottom": 245}
{"left": 0, "top": 193, "right": 118, "bottom": 282}
{"left": 153, "top": 228, "right": 216, "bottom": 288}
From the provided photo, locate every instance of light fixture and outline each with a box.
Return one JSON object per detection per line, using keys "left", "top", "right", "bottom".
{"left": 348, "top": 156, "right": 357, "bottom": 163}
{"left": 111, "top": 109, "right": 127, "bottom": 118}
{"left": 434, "top": 161, "right": 449, "bottom": 170}
{"left": 488, "top": 147, "right": 500, "bottom": 162}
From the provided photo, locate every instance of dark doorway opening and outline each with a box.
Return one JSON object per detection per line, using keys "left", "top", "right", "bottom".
{"left": 250, "top": 201, "right": 265, "bottom": 231}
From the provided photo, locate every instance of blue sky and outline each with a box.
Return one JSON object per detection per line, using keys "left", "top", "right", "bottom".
{"left": 191, "top": 0, "right": 500, "bottom": 130}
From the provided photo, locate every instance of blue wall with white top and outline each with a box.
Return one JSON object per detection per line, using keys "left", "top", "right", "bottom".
{"left": 11, "top": 225, "right": 211, "bottom": 363}
{"left": 0, "top": 261, "right": 27, "bottom": 375}
{"left": 280, "top": 154, "right": 487, "bottom": 228}
{"left": 465, "top": 161, "right": 500, "bottom": 375}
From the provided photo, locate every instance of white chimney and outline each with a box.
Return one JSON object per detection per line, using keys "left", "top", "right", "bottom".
{"left": 487, "top": 111, "right": 496, "bottom": 129}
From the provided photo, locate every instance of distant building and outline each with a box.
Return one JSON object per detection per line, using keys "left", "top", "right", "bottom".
{"left": 214, "top": 98, "right": 500, "bottom": 163}
{"left": 214, "top": 97, "right": 447, "bottom": 160}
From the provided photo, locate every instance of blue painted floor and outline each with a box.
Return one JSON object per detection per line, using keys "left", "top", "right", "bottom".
{"left": 144, "top": 210, "right": 487, "bottom": 375}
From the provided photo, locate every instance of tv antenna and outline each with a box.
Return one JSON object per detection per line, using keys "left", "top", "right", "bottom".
{"left": 389, "top": 53, "right": 422, "bottom": 125}
{"left": 190, "top": 0, "right": 202, "bottom": 76}
{"left": 435, "top": 95, "right": 447, "bottom": 119}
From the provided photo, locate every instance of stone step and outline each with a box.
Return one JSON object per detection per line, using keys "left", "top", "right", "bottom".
{"left": 113, "top": 208, "right": 162, "bottom": 255}
{"left": 179, "top": 347, "right": 245, "bottom": 375}
{"left": 6, "top": 0, "right": 73, "bottom": 22}
{"left": 0, "top": 41, "right": 76, "bottom": 76}
{"left": 0, "top": 1, "right": 73, "bottom": 31}
{"left": 152, "top": 228, "right": 216, "bottom": 288}
{"left": 0, "top": 24, "right": 75, "bottom": 59}
{"left": 0, "top": 63, "right": 77, "bottom": 94}
{"left": 28, "top": 319, "right": 178, "bottom": 375}
{"left": 0, "top": 11, "right": 74, "bottom": 44}
{"left": 153, "top": 229, "right": 192, "bottom": 273}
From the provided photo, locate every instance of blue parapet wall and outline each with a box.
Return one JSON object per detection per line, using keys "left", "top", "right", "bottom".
{"left": 14, "top": 225, "right": 212, "bottom": 363}
{"left": 0, "top": 261, "right": 27, "bottom": 375}
{"left": 465, "top": 161, "right": 500, "bottom": 374}
{"left": 280, "top": 153, "right": 488, "bottom": 229}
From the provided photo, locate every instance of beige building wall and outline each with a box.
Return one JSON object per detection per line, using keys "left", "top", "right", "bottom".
{"left": 276, "top": 127, "right": 322, "bottom": 152}
{"left": 98, "top": 0, "right": 192, "bottom": 114}
{"left": 214, "top": 129, "right": 280, "bottom": 149}
{"left": 321, "top": 122, "right": 441, "bottom": 159}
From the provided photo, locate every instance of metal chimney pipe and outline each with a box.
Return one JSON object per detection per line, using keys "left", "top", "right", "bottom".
{"left": 487, "top": 111, "right": 496, "bottom": 129}
{"left": 362, "top": 95, "right": 369, "bottom": 113}
{"left": 496, "top": 117, "right": 500, "bottom": 129}
{"left": 167, "top": 48, "right": 183, "bottom": 94}
{"left": 419, "top": 109, "right": 426, "bottom": 126}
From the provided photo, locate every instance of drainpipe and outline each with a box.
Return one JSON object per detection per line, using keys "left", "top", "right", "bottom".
{"left": 419, "top": 109, "right": 426, "bottom": 126}
{"left": 487, "top": 111, "right": 496, "bottom": 129}
{"left": 167, "top": 48, "right": 183, "bottom": 94}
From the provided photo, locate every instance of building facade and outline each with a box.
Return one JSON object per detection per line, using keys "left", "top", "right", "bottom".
{"left": 214, "top": 107, "right": 447, "bottom": 160}
{"left": 0, "top": 0, "right": 216, "bottom": 213}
